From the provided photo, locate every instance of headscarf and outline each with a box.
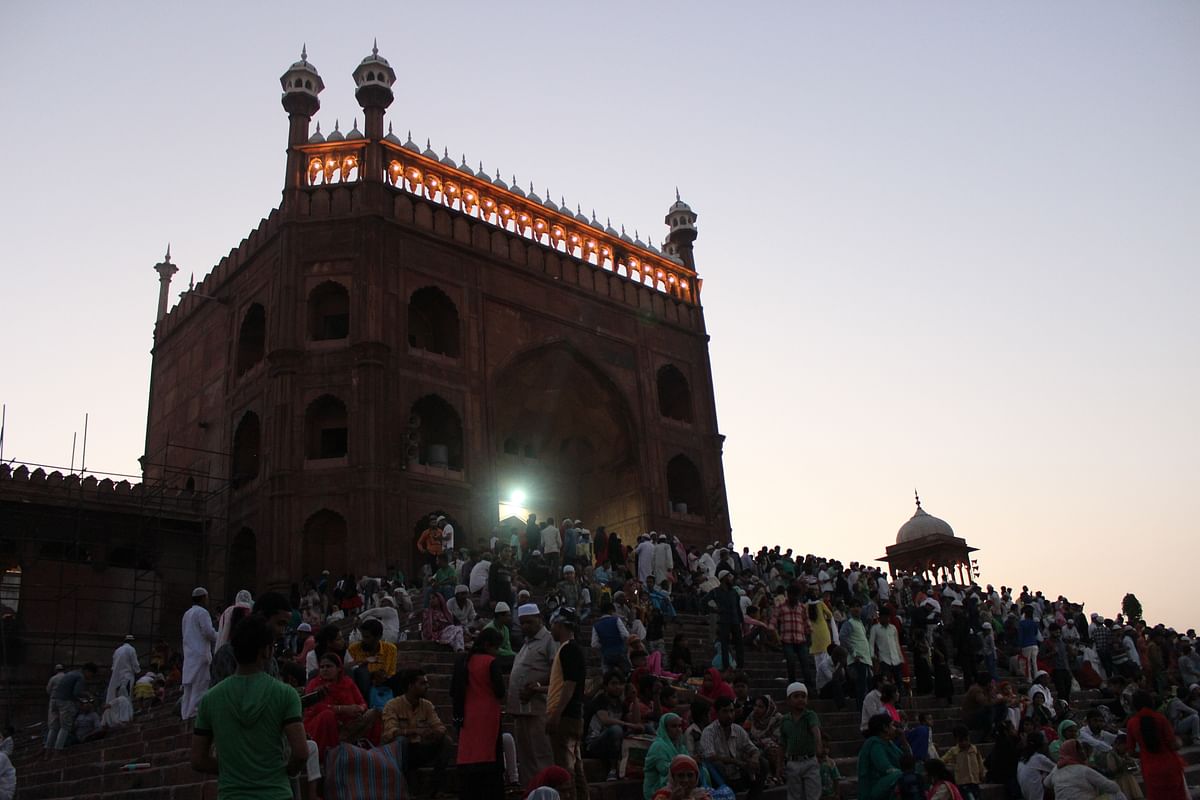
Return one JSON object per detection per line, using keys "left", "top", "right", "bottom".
{"left": 1048, "top": 719, "right": 1078, "bottom": 760}
{"left": 670, "top": 754, "right": 699, "bottom": 776}
{"left": 698, "top": 667, "right": 735, "bottom": 704}
{"left": 1056, "top": 738, "right": 1087, "bottom": 767}
{"left": 525, "top": 789, "right": 561, "bottom": 800}
{"left": 215, "top": 589, "right": 254, "bottom": 648}
{"left": 652, "top": 713, "right": 688, "bottom": 757}
{"left": 746, "top": 694, "right": 781, "bottom": 742}
{"left": 422, "top": 591, "right": 453, "bottom": 640}
{"left": 525, "top": 766, "right": 572, "bottom": 796}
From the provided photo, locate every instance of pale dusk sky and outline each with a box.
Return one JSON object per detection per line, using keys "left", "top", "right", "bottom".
{"left": 1, "top": 3, "right": 1197, "bottom": 627}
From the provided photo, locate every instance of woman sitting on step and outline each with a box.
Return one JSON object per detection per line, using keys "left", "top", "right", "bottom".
{"left": 302, "top": 652, "right": 380, "bottom": 758}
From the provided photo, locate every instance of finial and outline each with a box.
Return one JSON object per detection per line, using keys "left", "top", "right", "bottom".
{"left": 621, "top": 224, "right": 627, "bottom": 236}
{"left": 333, "top": 118, "right": 340, "bottom": 131}
{"left": 675, "top": 186, "right": 680, "bottom": 201}
{"left": 407, "top": 129, "right": 413, "bottom": 141}
{"left": 607, "top": 217, "right": 612, "bottom": 226}
{"left": 513, "top": 174, "right": 518, "bottom": 186}
{"left": 914, "top": 489, "right": 922, "bottom": 509}
{"left": 462, "top": 154, "right": 469, "bottom": 165}
{"left": 481, "top": 162, "right": 486, "bottom": 173}
{"left": 529, "top": 181, "right": 535, "bottom": 194}
{"left": 561, "top": 196, "right": 566, "bottom": 207}
{"left": 577, "top": 204, "right": 583, "bottom": 214}
{"left": 444, "top": 146, "right": 449, "bottom": 158}
{"left": 188, "top": 272, "right": 194, "bottom": 291}
{"left": 352, "top": 117, "right": 358, "bottom": 128}
{"left": 591, "top": 208, "right": 598, "bottom": 221}
{"left": 372, "top": 38, "right": 378, "bottom": 57}
{"left": 301, "top": 44, "right": 308, "bottom": 62}
{"left": 387, "top": 122, "right": 393, "bottom": 134}
{"left": 164, "top": 243, "right": 171, "bottom": 263}
{"left": 316, "top": 122, "right": 322, "bottom": 134}
{"left": 426, "top": 138, "right": 431, "bottom": 149}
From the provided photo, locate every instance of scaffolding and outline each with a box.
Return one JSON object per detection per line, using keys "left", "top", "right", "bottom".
{"left": 0, "top": 440, "right": 232, "bottom": 724}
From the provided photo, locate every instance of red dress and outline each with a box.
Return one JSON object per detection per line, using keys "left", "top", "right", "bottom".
{"left": 456, "top": 653, "right": 501, "bottom": 765}
{"left": 1127, "top": 707, "right": 1188, "bottom": 800}
{"left": 303, "top": 675, "right": 365, "bottom": 758}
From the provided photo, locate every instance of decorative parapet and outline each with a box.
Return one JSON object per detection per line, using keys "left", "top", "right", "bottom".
{"left": 0, "top": 462, "right": 208, "bottom": 514}
{"left": 295, "top": 138, "right": 700, "bottom": 305}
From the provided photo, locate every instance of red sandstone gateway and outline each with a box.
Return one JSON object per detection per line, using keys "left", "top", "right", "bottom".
{"left": 143, "top": 46, "right": 731, "bottom": 600}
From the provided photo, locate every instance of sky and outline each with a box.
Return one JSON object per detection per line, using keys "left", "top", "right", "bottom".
{"left": 1, "top": 3, "right": 1197, "bottom": 627}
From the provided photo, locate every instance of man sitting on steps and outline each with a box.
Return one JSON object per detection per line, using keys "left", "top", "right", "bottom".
{"left": 701, "top": 695, "right": 766, "bottom": 800}
{"left": 381, "top": 668, "right": 449, "bottom": 799}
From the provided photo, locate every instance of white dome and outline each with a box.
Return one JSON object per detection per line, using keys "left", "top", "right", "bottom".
{"left": 896, "top": 505, "right": 955, "bottom": 544}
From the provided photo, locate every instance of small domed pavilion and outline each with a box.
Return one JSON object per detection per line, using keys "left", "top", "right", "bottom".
{"left": 880, "top": 492, "right": 977, "bottom": 583}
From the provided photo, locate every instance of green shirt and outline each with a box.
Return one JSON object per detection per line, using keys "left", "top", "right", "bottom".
{"left": 485, "top": 620, "right": 515, "bottom": 657}
{"left": 779, "top": 709, "right": 820, "bottom": 760}
{"left": 194, "top": 671, "right": 302, "bottom": 800}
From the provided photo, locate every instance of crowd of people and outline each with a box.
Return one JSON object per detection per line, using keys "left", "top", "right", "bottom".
{"left": 16, "top": 511, "right": 1200, "bottom": 800}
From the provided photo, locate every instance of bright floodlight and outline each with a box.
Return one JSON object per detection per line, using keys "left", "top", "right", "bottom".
{"left": 511, "top": 490, "right": 526, "bottom": 506}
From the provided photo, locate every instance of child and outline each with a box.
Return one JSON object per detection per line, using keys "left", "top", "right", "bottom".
{"left": 896, "top": 754, "right": 924, "bottom": 800}
{"left": 732, "top": 673, "right": 752, "bottom": 724}
{"left": 941, "top": 724, "right": 985, "bottom": 800}
{"left": 778, "top": 682, "right": 823, "bottom": 800}
{"left": 926, "top": 758, "right": 964, "bottom": 800}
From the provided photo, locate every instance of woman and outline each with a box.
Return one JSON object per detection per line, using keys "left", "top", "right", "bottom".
{"left": 299, "top": 581, "right": 325, "bottom": 628}
{"left": 302, "top": 653, "right": 379, "bottom": 759}
{"left": 1017, "top": 732, "right": 1056, "bottom": 800}
{"left": 215, "top": 589, "right": 254, "bottom": 648}
{"left": 697, "top": 668, "right": 735, "bottom": 720}
{"left": 857, "top": 713, "right": 903, "bottom": 800}
{"left": 422, "top": 590, "right": 466, "bottom": 652}
{"left": 594, "top": 525, "right": 609, "bottom": 566}
{"left": 307, "top": 624, "right": 346, "bottom": 678}
{"left": 651, "top": 754, "right": 711, "bottom": 800}
{"left": 743, "top": 695, "right": 783, "bottom": 783}
{"left": 927, "top": 758, "right": 965, "bottom": 800}
{"left": 1043, "top": 739, "right": 1124, "bottom": 800}
{"left": 644, "top": 713, "right": 689, "bottom": 800}
{"left": 607, "top": 530, "right": 624, "bottom": 570}
{"left": 1049, "top": 719, "right": 1079, "bottom": 761}
{"left": 1126, "top": 690, "right": 1188, "bottom": 800}
{"left": 451, "top": 627, "right": 506, "bottom": 800}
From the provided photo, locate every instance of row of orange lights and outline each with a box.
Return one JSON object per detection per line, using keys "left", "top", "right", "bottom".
{"left": 384, "top": 159, "right": 689, "bottom": 293}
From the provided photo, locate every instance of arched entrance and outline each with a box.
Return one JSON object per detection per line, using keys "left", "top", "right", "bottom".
{"left": 302, "top": 510, "right": 348, "bottom": 579}
{"left": 493, "top": 343, "right": 645, "bottom": 537}
{"left": 227, "top": 527, "right": 258, "bottom": 599}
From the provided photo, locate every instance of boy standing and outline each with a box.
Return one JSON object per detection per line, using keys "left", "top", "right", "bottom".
{"left": 191, "top": 616, "right": 308, "bottom": 799}
{"left": 778, "top": 682, "right": 824, "bottom": 800}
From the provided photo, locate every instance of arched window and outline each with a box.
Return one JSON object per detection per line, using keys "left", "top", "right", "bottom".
{"left": 231, "top": 411, "right": 261, "bottom": 486}
{"left": 667, "top": 454, "right": 705, "bottom": 516}
{"left": 305, "top": 395, "right": 348, "bottom": 459}
{"left": 409, "top": 395, "right": 463, "bottom": 471}
{"left": 302, "top": 510, "right": 347, "bottom": 578}
{"left": 657, "top": 364, "right": 693, "bottom": 422}
{"left": 235, "top": 303, "right": 266, "bottom": 375}
{"left": 228, "top": 528, "right": 258, "bottom": 595}
{"left": 0, "top": 564, "right": 20, "bottom": 616}
{"left": 407, "top": 286, "right": 460, "bottom": 357}
{"left": 308, "top": 281, "right": 350, "bottom": 341}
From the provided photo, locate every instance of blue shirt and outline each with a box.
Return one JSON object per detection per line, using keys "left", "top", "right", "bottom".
{"left": 1018, "top": 618, "right": 1041, "bottom": 648}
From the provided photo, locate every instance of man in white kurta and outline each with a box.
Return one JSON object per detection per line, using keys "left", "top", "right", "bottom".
{"left": 634, "top": 535, "right": 655, "bottom": 584}
{"left": 651, "top": 534, "right": 673, "bottom": 587}
{"left": 180, "top": 587, "right": 217, "bottom": 720}
{"left": 105, "top": 635, "right": 140, "bottom": 704}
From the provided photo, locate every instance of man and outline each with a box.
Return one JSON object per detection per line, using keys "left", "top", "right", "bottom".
{"left": 701, "top": 695, "right": 765, "bottom": 799}
{"left": 381, "top": 668, "right": 449, "bottom": 799}
{"left": 575, "top": 520, "right": 593, "bottom": 565}
{"left": 777, "top": 585, "right": 815, "bottom": 689}
{"left": 591, "top": 600, "right": 631, "bottom": 672}
{"left": 545, "top": 607, "right": 588, "bottom": 800}
{"left": 447, "top": 585, "right": 478, "bottom": 631}
{"left": 558, "top": 565, "right": 582, "bottom": 609}
{"left": 358, "top": 595, "right": 401, "bottom": 643}
{"left": 778, "top": 683, "right": 823, "bottom": 800}
{"left": 1179, "top": 644, "right": 1200, "bottom": 688}
{"left": 505, "top": 602, "right": 556, "bottom": 786}
{"left": 838, "top": 599, "right": 872, "bottom": 709}
{"left": 436, "top": 515, "right": 455, "bottom": 553}
{"left": 651, "top": 532, "right": 673, "bottom": 587}
{"left": 1078, "top": 707, "right": 1118, "bottom": 753}
{"left": 347, "top": 618, "right": 398, "bottom": 700}
{"left": 584, "top": 670, "right": 638, "bottom": 780}
{"left": 1017, "top": 606, "right": 1041, "bottom": 682}
{"left": 43, "top": 664, "right": 66, "bottom": 750}
{"left": 181, "top": 587, "right": 217, "bottom": 719}
{"left": 484, "top": 601, "right": 516, "bottom": 657}
{"left": 1047, "top": 623, "right": 1073, "bottom": 703}
{"left": 634, "top": 534, "right": 655, "bottom": 585}
{"left": 210, "top": 592, "right": 293, "bottom": 685}
{"left": 191, "top": 615, "right": 308, "bottom": 799}
{"left": 47, "top": 662, "right": 98, "bottom": 752}
{"left": 468, "top": 553, "right": 492, "bottom": 596}
{"left": 106, "top": 634, "right": 140, "bottom": 705}
{"left": 416, "top": 516, "right": 444, "bottom": 567}
{"left": 541, "top": 518, "right": 562, "bottom": 576}
{"left": 710, "top": 570, "right": 745, "bottom": 671}
{"left": 0, "top": 747, "right": 12, "bottom": 800}
{"left": 1029, "top": 670, "right": 1054, "bottom": 707}
{"left": 869, "top": 609, "right": 905, "bottom": 694}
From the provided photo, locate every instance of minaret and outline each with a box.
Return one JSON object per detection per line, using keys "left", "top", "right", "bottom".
{"left": 279, "top": 46, "right": 325, "bottom": 196}
{"left": 153, "top": 245, "right": 178, "bottom": 322}
{"left": 663, "top": 188, "right": 699, "bottom": 271}
{"left": 352, "top": 40, "right": 396, "bottom": 185}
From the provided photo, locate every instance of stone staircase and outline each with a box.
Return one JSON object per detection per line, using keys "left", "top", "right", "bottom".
{"left": 9, "top": 607, "right": 1200, "bottom": 799}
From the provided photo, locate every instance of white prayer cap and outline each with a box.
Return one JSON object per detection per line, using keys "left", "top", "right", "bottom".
{"left": 517, "top": 603, "right": 541, "bottom": 618}
{"left": 191, "top": 587, "right": 208, "bottom": 598}
{"left": 494, "top": 602, "right": 511, "bottom": 614}
{"left": 787, "top": 682, "right": 808, "bottom": 697}
{"left": 563, "top": 565, "right": 575, "bottom": 574}
{"left": 124, "top": 634, "right": 135, "bottom": 641}
{"left": 455, "top": 584, "right": 469, "bottom": 594}
{"left": 297, "top": 623, "right": 312, "bottom": 632}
